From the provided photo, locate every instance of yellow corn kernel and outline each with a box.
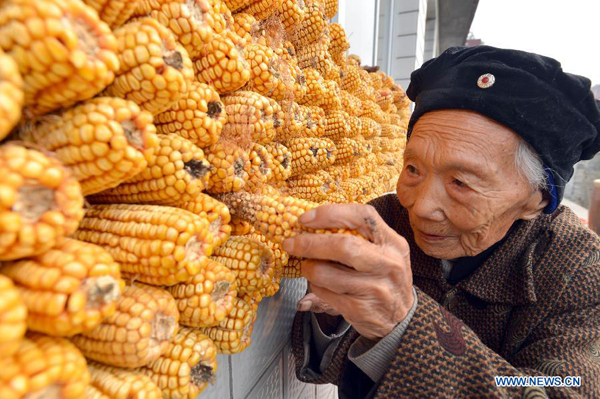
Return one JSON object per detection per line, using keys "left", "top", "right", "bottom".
{"left": 283, "top": 256, "right": 302, "bottom": 278}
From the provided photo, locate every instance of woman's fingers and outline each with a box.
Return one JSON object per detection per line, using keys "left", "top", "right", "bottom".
{"left": 301, "top": 259, "right": 367, "bottom": 294}
{"left": 296, "top": 292, "right": 340, "bottom": 315}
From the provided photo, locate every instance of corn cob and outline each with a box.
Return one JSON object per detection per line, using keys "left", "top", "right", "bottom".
{"left": 322, "top": 63, "right": 341, "bottom": 87}
{"left": 322, "top": 110, "right": 351, "bottom": 141}
{"left": 340, "top": 90, "right": 361, "bottom": 117}
{"left": 197, "top": 296, "right": 254, "bottom": 354}
{"left": 205, "top": 141, "right": 251, "bottom": 193}
{"left": 263, "top": 142, "right": 292, "bottom": 181}
{"left": 340, "top": 64, "right": 362, "bottom": 93}
{"left": 283, "top": 256, "right": 302, "bottom": 278}
{"left": 195, "top": 33, "right": 251, "bottom": 94}
{"left": 242, "top": 0, "right": 284, "bottom": 20}
{"left": 348, "top": 156, "right": 368, "bottom": 179}
{"left": 0, "top": 49, "right": 23, "bottom": 141}
{"left": 154, "top": 82, "right": 226, "bottom": 148}
{"left": 224, "top": 0, "right": 254, "bottom": 12}
{"left": 1, "top": 238, "right": 121, "bottom": 337}
{"left": 232, "top": 12, "right": 258, "bottom": 47}
{"left": 210, "top": 236, "right": 275, "bottom": 294}
{"left": 327, "top": 164, "right": 351, "bottom": 183}
{"left": 247, "top": 231, "right": 289, "bottom": 271}
{"left": 287, "top": 170, "right": 336, "bottom": 203}
{"left": 380, "top": 123, "right": 406, "bottom": 139}
{"left": 297, "top": 40, "right": 333, "bottom": 78}
{"left": 0, "top": 275, "right": 27, "bottom": 358}
{"left": 360, "top": 99, "right": 385, "bottom": 122}
{"left": 245, "top": 43, "right": 293, "bottom": 101}
{"left": 369, "top": 72, "right": 384, "bottom": 90}
{"left": 297, "top": 68, "right": 326, "bottom": 106}
{"left": 221, "top": 91, "right": 277, "bottom": 144}
{"left": 72, "top": 204, "right": 213, "bottom": 286}
{"left": 294, "top": 3, "right": 327, "bottom": 47}
{"left": 0, "top": 144, "right": 84, "bottom": 261}
{"left": 0, "top": 0, "right": 119, "bottom": 116}
{"left": 388, "top": 113, "right": 403, "bottom": 127}
{"left": 376, "top": 90, "right": 394, "bottom": 112}
{"left": 21, "top": 97, "right": 159, "bottom": 196}
{"left": 239, "top": 290, "right": 263, "bottom": 313}
{"left": 87, "top": 361, "right": 162, "bottom": 399}
{"left": 71, "top": 283, "right": 179, "bottom": 368}
{"left": 340, "top": 178, "right": 367, "bottom": 201}
{"left": 360, "top": 117, "right": 381, "bottom": 139}
{"left": 318, "top": 79, "right": 342, "bottom": 111}
{"left": 0, "top": 333, "right": 89, "bottom": 398}
{"left": 369, "top": 136, "right": 383, "bottom": 153}
{"left": 346, "top": 115, "right": 362, "bottom": 138}
{"left": 324, "top": 190, "right": 349, "bottom": 204}
{"left": 332, "top": 137, "right": 360, "bottom": 165}
{"left": 323, "top": 0, "right": 339, "bottom": 18}
{"left": 82, "top": 0, "right": 141, "bottom": 29}
{"left": 328, "top": 22, "right": 349, "bottom": 60}
{"left": 231, "top": 217, "right": 254, "bottom": 236}
{"left": 245, "top": 144, "right": 275, "bottom": 193}
{"left": 276, "top": 101, "right": 304, "bottom": 141}
{"left": 291, "top": 65, "right": 308, "bottom": 101}
{"left": 105, "top": 18, "right": 193, "bottom": 115}
{"left": 171, "top": 193, "right": 231, "bottom": 248}
{"left": 139, "top": 327, "right": 218, "bottom": 398}
{"left": 286, "top": 137, "right": 336, "bottom": 176}
{"left": 167, "top": 259, "right": 236, "bottom": 328}
{"left": 301, "top": 105, "right": 326, "bottom": 137}
{"left": 278, "top": 0, "right": 306, "bottom": 32}
{"left": 217, "top": 191, "right": 363, "bottom": 245}
{"left": 89, "top": 134, "right": 211, "bottom": 205}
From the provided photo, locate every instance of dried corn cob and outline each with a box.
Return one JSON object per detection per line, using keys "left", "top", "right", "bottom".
{"left": 83, "top": 0, "right": 141, "bottom": 29}
{"left": 388, "top": 113, "right": 403, "bottom": 127}
{"left": 195, "top": 34, "right": 251, "bottom": 94}
{"left": 89, "top": 134, "right": 211, "bottom": 205}
{"left": 294, "top": 3, "right": 327, "bottom": 46}
{"left": 292, "top": 65, "right": 308, "bottom": 101}
{"left": 211, "top": 236, "right": 275, "bottom": 294}
{"left": 327, "top": 164, "right": 351, "bottom": 183}
{"left": 286, "top": 137, "right": 336, "bottom": 176}
{"left": 340, "top": 64, "right": 362, "bottom": 93}
{"left": 154, "top": 82, "right": 226, "bottom": 148}
{"left": 287, "top": 170, "right": 336, "bottom": 202}
{"left": 240, "top": 290, "right": 263, "bottom": 313}
{"left": 340, "top": 178, "right": 365, "bottom": 201}
{"left": 323, "top": 0, "right": 338, "bottom": 18}
{"left": 245, "top": 144, "right": 275, "bottom": 193}
{"left": 380, "top": 123, "right": 405, "bottom": 138}
{"left": 360, "top": 117, "right": 381, "bottom": 139}
{"left": 340, "top": 90, "right": 362, "bottom": 117}
{"left": 245, "top": 43, "right": 293, "bottom": 101}
{"left": 218, "top": 191, "right": 362, "bottom": 245}
{"left": 71, "top": 283, "right": 179, "bottom": 368}
{"left": 224, "top": 0, "right": 254, "bottom": 12}
{"left": 0, "top": 333, "right": 89, "bottom": 398}
{"left": 106, "top": 18, "right": 193, "bottom": 115}
{"left": 241, "top": 0, "right": 284, "bottom": 20}
{"left": 297, "top": 40, "right": 333, "bottom": 78}
{"left": 197, "top": 296, "right": 254, "bottom": 354}
{"left": 0, "top": 49, "right": 22, "bottom": 141}
{"left": 205, "top": 141, "right": 251, "bottom": 193}
{"left": 87, "top": 361, "right": 162, "bottom": 399}
{"left": 376, "top": 89, "right": 394, "bottom": 111}
{"left": 320, "top": 79, "right": 342, "bottom": 111}
{"left": 221, "top": 91, "right": 277, "bottom": 144}
{"left": 360, "top": 99, "right": 385, "bottom": 122}
{"left": 328, "top": 22, "right": 348, "bottom": 58}
{"left": 231, "top": 217, "right": 254, "bottom": 236}
{"left": 283, "top": 256, "right": 302, "bottom": 278}
{"left": 369, "top": 72, "right": 384, "bottom": 90}
{"left": 72, "top": 204, "right": 213, "bottom": 285}
{"left": 276, "top": 101, "right": 304, "bottom": 141}
{"left": 322, "top": 110, "right": 350, "bottom": 141}
{"left": 264, "top": 142, "right": 292, "bottom": 181}
{"left": 348, "top": 156, "right": 368, "bottom": 178}
{"left": 248, "top": 231, "right": 289, "bottom": 271}
{"left": 0, "top": 275, "right": 27, "bottom": 358}
{"left": 232, "top": 12, "right": 258, "bottom": 47}
{"left": 324, "top": 190, "right": 349, "bottom": 204}
{"left": 347, "top": 115, "right": 362, "bottom": 138}
{"left": 323, "top": 63, "right": 341, "bottom": 85}
{"left": 167, "top": 259, "right": 236, "bottom": 328}
{"left": 0, "top": 0, "right": 119, "bottom": 116}
{"left": 139, "top": 327, "right": 218, "bottom": 398}
{"left": 0, "top": 144, "right": 84, "bottom": 261}
{"left": 297, "top": 68, "right": 326, "bottom": 106}
{"left": 21, "top": 97, "right": 159, "bottom": 196}
{"left": 1, "top": 238, "right": 121, "bottom": 337}
{"left": 301, "top": 105, "right": 326, "bottom": 137}
{"left": 171, "top": 193, "right": 231, "bottom": 248}
{"left": 278, "top": 0, "right": 305, "bottom": 32}
{"left": 332, "top": 137, "right": 360, "bottom": 165}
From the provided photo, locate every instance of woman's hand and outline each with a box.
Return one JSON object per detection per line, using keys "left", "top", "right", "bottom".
{"left": 283, "top": 203, "right": 415, "bottom": 340}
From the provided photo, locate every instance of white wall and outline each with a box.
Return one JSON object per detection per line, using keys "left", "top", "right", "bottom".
{"left": 336, "top": 0, "right": 379, "bottom": 66}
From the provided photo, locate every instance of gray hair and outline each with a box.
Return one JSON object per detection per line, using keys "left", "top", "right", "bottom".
{"left": 514, "top": 137, "right": 548, "bottom": 193}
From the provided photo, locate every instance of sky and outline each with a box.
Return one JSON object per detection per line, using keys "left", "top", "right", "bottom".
{"left": 469, "top": 0, "right": 600, "bottom": 87}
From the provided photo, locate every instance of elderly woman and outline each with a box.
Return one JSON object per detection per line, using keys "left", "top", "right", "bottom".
{"left": 287, "top": 46, "right": 600, "bottom": 398}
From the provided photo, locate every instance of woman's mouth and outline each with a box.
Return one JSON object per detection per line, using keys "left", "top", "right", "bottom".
{"left": 418, "top": 230, "right": 448, "bottom": 242}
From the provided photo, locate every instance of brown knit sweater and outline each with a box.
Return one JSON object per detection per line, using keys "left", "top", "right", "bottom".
{"left": 292, "top": 194, "right": 600, "bottom": 398}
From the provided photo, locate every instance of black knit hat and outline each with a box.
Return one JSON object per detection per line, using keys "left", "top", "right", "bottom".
{"left": 406, "top": 45, "right": 600, "bottom": 213}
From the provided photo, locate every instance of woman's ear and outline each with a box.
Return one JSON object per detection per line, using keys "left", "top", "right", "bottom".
{"left": 520, "top": 190, "right": 550, "bottom": 220}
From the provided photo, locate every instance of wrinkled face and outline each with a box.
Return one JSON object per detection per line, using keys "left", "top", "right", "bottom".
{"left": 396, "top": 110, "right": 547, "bottom": 259}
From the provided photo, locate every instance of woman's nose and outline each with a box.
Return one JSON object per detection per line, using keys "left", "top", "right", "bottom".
{"left": 410, "top": 179, "right": 445, "bottom": 222}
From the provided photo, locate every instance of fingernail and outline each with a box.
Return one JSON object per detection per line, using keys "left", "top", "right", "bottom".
{"left": 300, "top": 209, "right": 316, "bottom": 223}
{"left": 282, "top": 238, "right": 294, "bottom": 253}
{"left": 297, "top": 300, "right": 312, "bottom": 311}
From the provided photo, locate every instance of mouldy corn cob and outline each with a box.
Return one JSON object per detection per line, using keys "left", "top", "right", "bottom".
{"left": 264, "top": 142, "right": 292, "bottom": 181}
{"left": 211, "top": 236, "right": 275, "bottom": 294}
{"left": 287, "top": 170, "right": 337, "bottom": 203}
{"left": 286, "top": 137, "right": 336, "bottom": 176}
{"left": 106, "top": 18, "right": 193, "bottom": 115}
{"left": 360, "top": 117, "right": 381, "bottom": 139}
{"left": 232, "top": 12, "right": 258, "bottom": 47}
{"left": 322, "top": 110, "right": 351, "bottom": 141}
{"left": 231, "top": 217, "right": 254, "bottom": 236}
{"left": 197, "top": 296, "right": 254, "bottom": 354}
{"left": 0, "top": 144, "right": 84, "bottom": 261}
{"left": 283, "top": 256, "right": 302, "bottom": 278}
{"left": 245, "top": 43, "right": 292, "bottom": 101}
{"left": 71, "top": 283, "right": 179, "bottom": 368}
{"left": 298, "top": 68, "right": 326, "bottom": 107}
{"left": 89, "top": 134, "right": 211, "bottom": 205}
{"left": 195, "top": 33, "right": 251, "bottom": 94}
{"left": 0, "top": 275, "right": 27, "bottom": 358}
{"left": 278, "top": 0, "right": 305, "bottom": 32}
{"left": 205, "top": 141, "right": 251, "bottom": 193}
{"left": 0, "top": 333, "right": 89, "bottom": 398}
{"left": 139, "top": 327, "right": 218, "bottom": 398}
{"left": 21, "top": 97, "right": 159, "bottom": 196}
{"left": 218, "top": 191, "right": 363, "bottom": 245}
{"left": 301, "top": 105, "right": 326, "bottom": 137}
{"left": 72, "top": 204, "right": 214, "bottom": 286}
{"left": 0, "top": 49, "right": 23, "bottom": 141}
{"left": 0, "top": 0, "right": 119, "bottom": 116}
{"left": 171, "top": 193, "right": 232, "bottom": 248}
{"left": 87, "top": 361, "right": 162, "bottom": 399}
{"left": 222, "top": 91, "right": 277, "bottom": 144}
{"left": 167, "top": 259, "right": 237, "bottom": 328}
{"left": 245, "top": 144, "right": 275, "bottom": 193}
{"left": 276, "top": 101, "right": 304, "bottom": 141}
{"left": 1, "top": 238, "right": 121, "bottom": 337}
{"left": 155, "top": 81, "right": 227, "bottom": 148}
{"left": 294, "top": 3, "right": 327, "bottom": 47}
{"left": 82, "top": 0, "right": 141, "bottom": 29}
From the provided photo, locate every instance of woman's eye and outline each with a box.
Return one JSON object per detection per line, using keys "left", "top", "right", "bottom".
{"left": 453, "top": 179, "right": 467, "bottom": 188}
{"left": 406, "top": 165, "right": 418, "bottom": 174}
